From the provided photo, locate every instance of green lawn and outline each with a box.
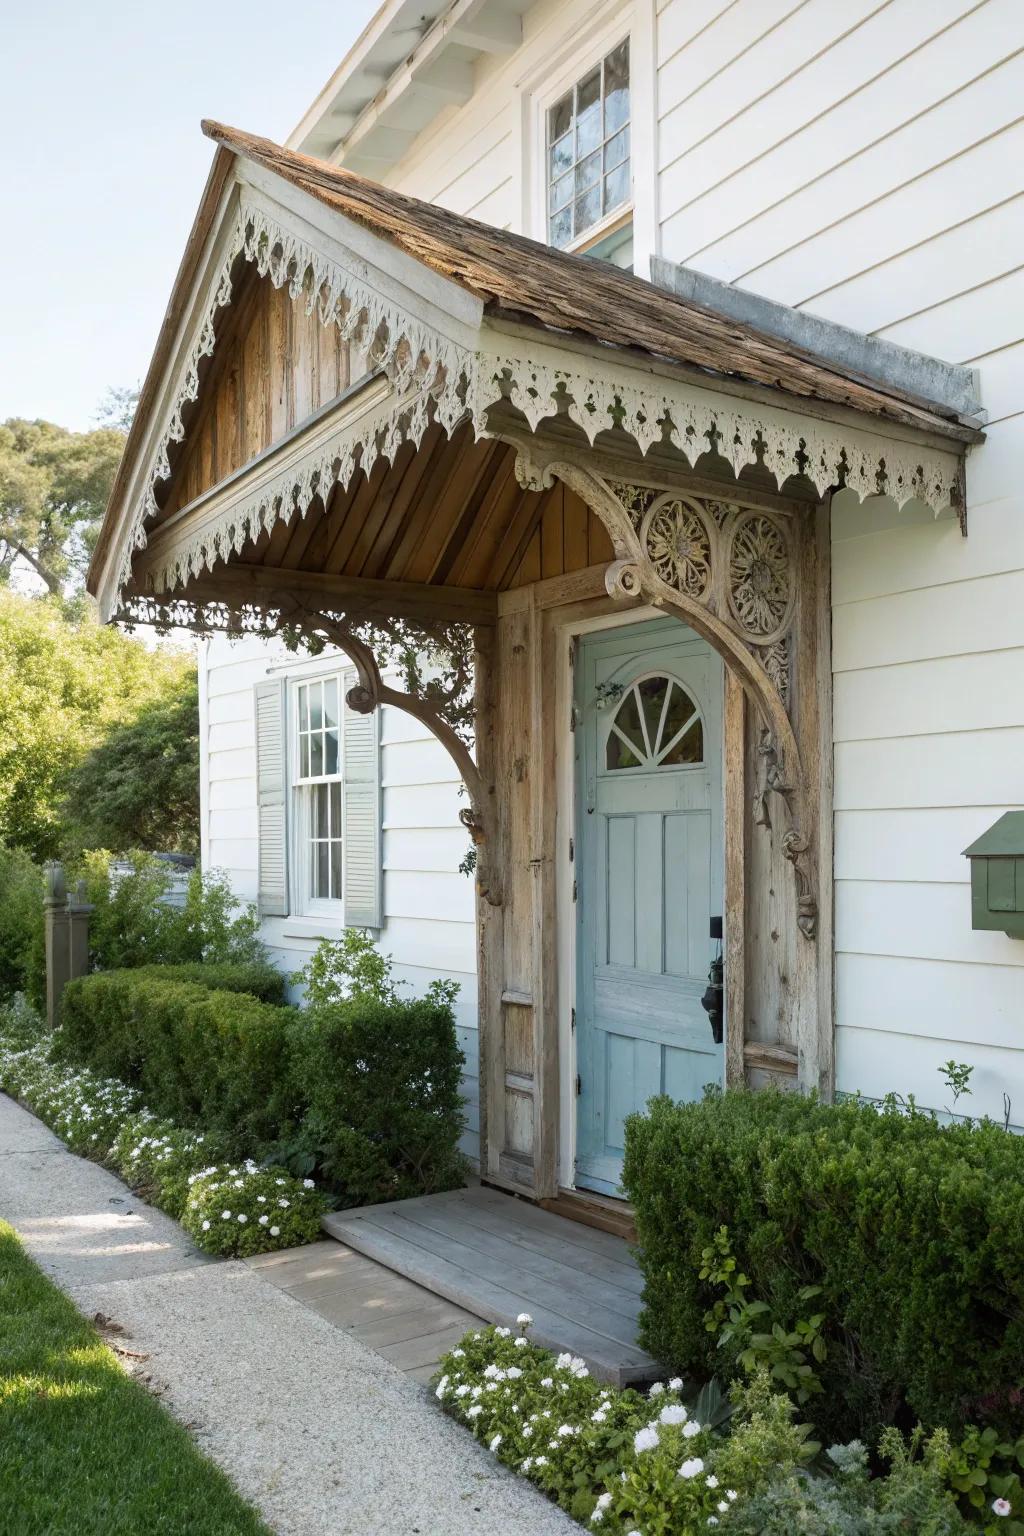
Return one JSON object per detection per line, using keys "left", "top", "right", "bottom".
{"left": 0, "top": 1220, "right": 270, "bottom": 1536}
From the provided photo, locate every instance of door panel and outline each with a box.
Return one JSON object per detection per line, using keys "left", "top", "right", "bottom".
{"left": 575, "top": 618, "right": 724, "bottom": 1196}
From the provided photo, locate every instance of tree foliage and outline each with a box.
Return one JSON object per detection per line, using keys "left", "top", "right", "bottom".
{"left": 64, "top": 678, "right": 200, "bottom": 855}
{"left": 0, "top": 418, "right": 125, "bottom": 593}
{"left": 0, "top": 591, "right": 196, "bottom": 861}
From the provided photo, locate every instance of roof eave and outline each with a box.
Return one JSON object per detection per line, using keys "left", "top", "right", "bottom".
{"left": 87, "top": 145, "right": 236, "bottom": 599}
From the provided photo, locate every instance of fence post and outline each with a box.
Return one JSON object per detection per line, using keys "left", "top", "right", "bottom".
{"left": 43, "top": 863, "right": 92, "bottom": 1028}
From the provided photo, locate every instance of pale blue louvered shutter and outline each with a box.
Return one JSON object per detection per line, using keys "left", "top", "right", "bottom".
{"left": 342, "top": 665, "right": 382, "bottom": 929}
{"left": 254, "top": 678, "right": 289, "bottom": 917}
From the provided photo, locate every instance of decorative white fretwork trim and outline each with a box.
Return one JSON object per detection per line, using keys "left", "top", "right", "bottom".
{"left": 475, "top": 341, "right": 964, "bottom": 513}
{"left": 118, "top": 191, "right": 473, "bottom": 597}
{"left": 115, "top": 214, "right": 966, "bottom": 607}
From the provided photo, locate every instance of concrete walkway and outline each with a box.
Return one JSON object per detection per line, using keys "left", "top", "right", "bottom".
{"left": 0, "top": 1093, "right": 574, "bottom": 1536}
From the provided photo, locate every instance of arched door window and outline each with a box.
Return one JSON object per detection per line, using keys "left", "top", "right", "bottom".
{"left": 605, "top": 675, "right": 704, "bottom": 770}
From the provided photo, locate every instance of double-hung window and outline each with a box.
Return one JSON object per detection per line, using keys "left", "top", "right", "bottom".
{"left": 293, "top": 675, "right": 343, "bottom": 911}
{"left": 546, "top": 38, "right": 630, "bottom": 258}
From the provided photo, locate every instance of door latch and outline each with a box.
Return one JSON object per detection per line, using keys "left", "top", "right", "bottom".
{"left": 701, "top": 915, "right": 724, "bottom": 1045}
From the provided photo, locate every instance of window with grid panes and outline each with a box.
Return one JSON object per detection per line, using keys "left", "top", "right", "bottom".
{"left": 547, "top": 39, "right": 630, "bottom": 250}
{"left": 294, "top": 676, "right": 343, "bottom": 905}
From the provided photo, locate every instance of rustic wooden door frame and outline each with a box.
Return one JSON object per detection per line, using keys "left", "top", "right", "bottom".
{"left": 479, "top": 481, "right": 835, "bottom": 1202}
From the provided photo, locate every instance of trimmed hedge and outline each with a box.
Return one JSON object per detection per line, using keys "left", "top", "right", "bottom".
{"left": 114, "top": 961, "right": 288, "bottom": 1006}
{"left": 57, "top": 972, "right": 299, "bottom": 1154}
{"left": 55, "top": 963, "right": 467, "bottom": 1204}
{"left": 292, "top": 992, "right": 467, "bottom": 1207}
{"left": 622, "top": 1089, "right": 1024, "bottom": 1446}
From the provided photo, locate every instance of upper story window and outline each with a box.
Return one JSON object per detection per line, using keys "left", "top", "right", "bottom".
{"left": 546, "top": 38, "right": 630, "bottom": 252}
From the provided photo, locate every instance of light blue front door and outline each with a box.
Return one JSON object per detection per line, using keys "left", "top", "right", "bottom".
{"left": 575, "top": 618, "right": 724, "bottom": 1195}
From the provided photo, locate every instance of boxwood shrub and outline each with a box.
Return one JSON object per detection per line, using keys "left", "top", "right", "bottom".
{"left": 56, "top": 972, "right": 300, "bottom": 1154}
{"left": 120, "top": 961, "right": 288, "bottom": 1005}
{"left": 54, "top": 946, "right": 468, "bottom": 1206}
{"left": 292, "top": 988, "right": 467, "bottom": 1206}
{"left": 622, "top": 1089, "right": 1024, "bottom": 1446}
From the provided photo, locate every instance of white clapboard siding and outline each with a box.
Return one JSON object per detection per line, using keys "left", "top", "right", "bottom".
{"left": 835, "top": 732, "right": 1024, "bottom": 812}
{"left": 200, "top": 631, "right": 480, "bottom": 1160}
{"left": 646, "top": 0, "right": 1020, "bottom": 1113}
{"left": 834, "top": 808, "right": 1018, "bottom": 885}
{"left": 833, "top": 570, "right": 1024, "bottom": 671}
{"left": 836, "top": 952, "right": 1024, "bottom": 1052}
{"left": 665, "top": 1, "right": 1024, "bottom": 270}
{"left": 835, "top": 881, "right": 1024, "bottom": 969}
{"left": 833, "top": 650, "right": 1024, "bottom": 741}
{"left": 878, "top": 268, "right": 1024, "bottom": 363}
{"left": 837, "top": 1027, "right": 1023, "bottom": 1131}
{"left": 830, "top": 496, "right": 1024, "bottom": 603}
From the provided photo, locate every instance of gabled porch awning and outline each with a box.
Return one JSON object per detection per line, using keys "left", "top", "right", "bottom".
{"left": 85, "top": 120, "right": 987, "bottom": 1163}
{"left": 88, "top": 121, "right": 981, "bottom": 628}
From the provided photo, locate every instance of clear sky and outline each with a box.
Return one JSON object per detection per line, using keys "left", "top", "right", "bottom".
{"left": 1, "top": 0, "right": 379, "bottom": 432}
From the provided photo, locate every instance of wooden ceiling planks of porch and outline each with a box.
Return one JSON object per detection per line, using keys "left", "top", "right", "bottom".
{"left": 177, "top": 417, "right": 608, "bottom": 600}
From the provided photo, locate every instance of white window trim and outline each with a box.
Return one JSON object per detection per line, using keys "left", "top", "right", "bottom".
{"left": 521, "top": 0, "right": 657, "bottom": 279}
{"left": 288, "top": 672, "right": 345, "bottom": 920}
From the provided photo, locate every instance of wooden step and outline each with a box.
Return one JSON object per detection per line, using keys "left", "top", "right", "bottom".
{"left": 321, "top": 1184, "right": 660, "bottom": 1387}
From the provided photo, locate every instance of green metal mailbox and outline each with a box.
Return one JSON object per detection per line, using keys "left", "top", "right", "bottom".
{"left": 963, "top": 812, "right": 1024, "bottom": 938}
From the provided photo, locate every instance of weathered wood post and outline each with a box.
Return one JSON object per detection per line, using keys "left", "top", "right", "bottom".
{"left": 43, "top": 862, "right": 92, "bottom": 1027}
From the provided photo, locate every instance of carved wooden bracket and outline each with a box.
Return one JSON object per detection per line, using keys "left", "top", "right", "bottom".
{"left": 313, "top": 613, "right": 503, "bottom": 908}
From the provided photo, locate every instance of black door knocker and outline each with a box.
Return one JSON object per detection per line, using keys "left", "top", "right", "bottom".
{"left": 701, "top": 915, "right": 724, "bottom": 1045}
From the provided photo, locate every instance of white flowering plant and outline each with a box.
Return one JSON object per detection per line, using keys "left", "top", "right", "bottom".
{"left": 0, "top": 1025, "right": 326, "bottom": 1263}
{"left": 434, "top": 1322, "right": 738, "bottom": 1531}
{"left": 181, "top": 1162, "right": 326, "bottom": 1257}
{"left": 111, "top": 1112, "right": 227, "bottom": 1220}
{"left": 0, "top": 1038, "right": 140, "bottom": 1158}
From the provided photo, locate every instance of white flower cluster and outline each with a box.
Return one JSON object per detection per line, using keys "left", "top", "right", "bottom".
{"left": 182, "top": 1160, "right": 324, "bottom": 1255}
{"left": 433, "top": 1321, "right": 732, "bottom": 1532}
{"left": 0, "top": 1040, "right": 141, "bottom": 1155}
{"left": 0, "top": 1026, "right": 323, "bottom": 1263}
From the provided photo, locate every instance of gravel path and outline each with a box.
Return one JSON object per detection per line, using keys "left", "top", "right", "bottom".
{"left": 0, "top": 1093, "right": 575, "bottom": 1536}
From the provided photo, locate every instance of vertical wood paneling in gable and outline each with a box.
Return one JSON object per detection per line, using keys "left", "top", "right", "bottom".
{"left": 160, "top": 265, "right": 353, "bottom": 520}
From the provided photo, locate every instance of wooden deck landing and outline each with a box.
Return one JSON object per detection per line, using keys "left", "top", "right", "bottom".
{"left": 321, "top": 1183, "right": 659, "bottom": 1386}
{"left": 247, "top": 1240, "right": 484, "bottom": 1385}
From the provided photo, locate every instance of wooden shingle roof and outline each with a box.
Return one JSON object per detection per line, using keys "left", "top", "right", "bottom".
{"left": 204, "top": 119, "right": 978, "bottom": 443}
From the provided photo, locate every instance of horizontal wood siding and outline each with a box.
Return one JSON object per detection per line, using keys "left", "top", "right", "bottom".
{"left": 652, "top": 0, "right": 1024, "bottom": 1120}
{"left": 200, "top": 631, "right": 479, "bottom": 1163}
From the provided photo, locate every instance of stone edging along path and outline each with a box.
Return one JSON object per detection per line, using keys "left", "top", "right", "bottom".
{"left": 0, "top": 1092, "right": 574, "bottom": 1536}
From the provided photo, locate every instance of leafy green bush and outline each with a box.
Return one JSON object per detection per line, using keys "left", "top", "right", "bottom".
{"left": 56, "top": 971, "right": 300, "bottom": 1155}
{"left": 0, "top": 844, "right": 44, "bottom": 1005}
{"left": 181, "top": 1161, "right": 325, "bottom": 1257}
{"left": 722, "top": 1425, "right": 966, "bottom": 1535}
{"left": 114, "top": 962, "right": 287, "bottom": 1006}
{"left": 433, "top": 1330, "right": 971, "bottom": 1535}
{"left": 62, "top": 678, "right": 199, "bottom": 856}
{"left": 622, "top": 1089, "right": 1024, "bottom": 1445}
{"left": 0, "top": 1029, "right": 325, "bottom": 1264}
{"left": 78, "top": 852, "right": 265, "bottom": 973}
{"left": 289, "top": 931, "right": 467, "bottom": 1203}
{"left": 52, "top": 932, "right": 468, "bottom": 1207}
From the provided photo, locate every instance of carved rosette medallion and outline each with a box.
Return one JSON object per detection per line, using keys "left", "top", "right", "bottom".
{"left": 727, "top": 512, "right": 794, "bottom": 643}
{"left": 641, "top": 496, "right": 712, "bottom": 599}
